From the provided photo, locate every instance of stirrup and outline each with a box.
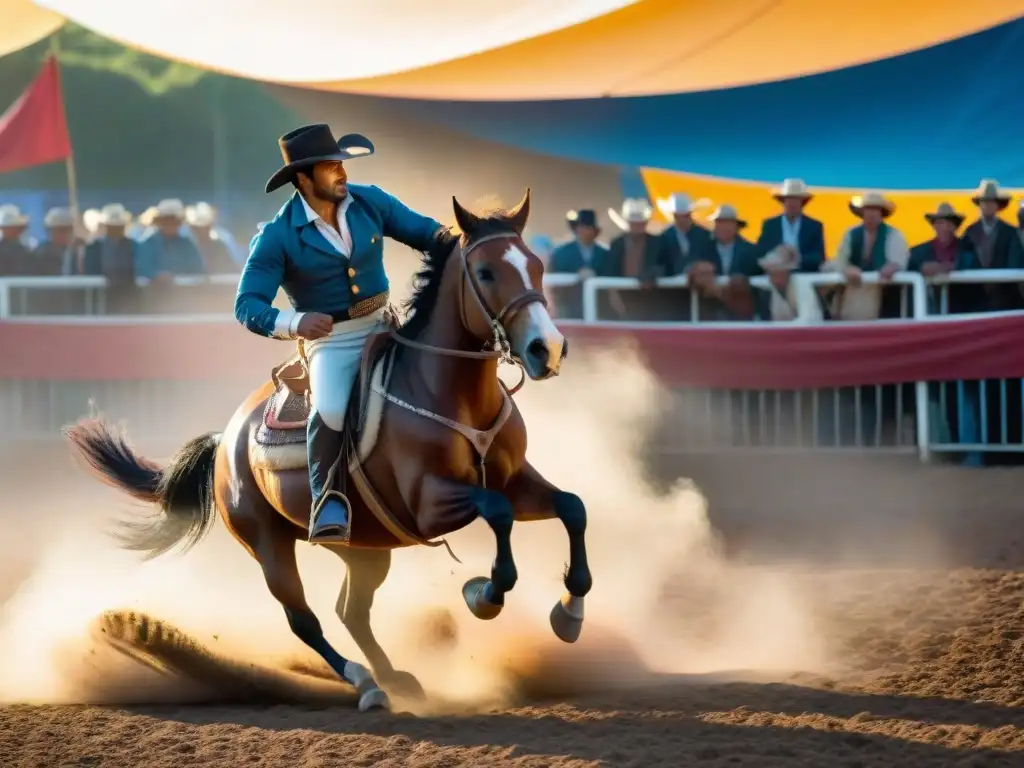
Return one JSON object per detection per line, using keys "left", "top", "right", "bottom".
{"left": 309, "top": 492, "right": 352, "bottom": 544}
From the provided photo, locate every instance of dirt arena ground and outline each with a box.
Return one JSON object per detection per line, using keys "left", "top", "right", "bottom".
{"left": 3, "top": 385, "right": 1024, "bottom": 766}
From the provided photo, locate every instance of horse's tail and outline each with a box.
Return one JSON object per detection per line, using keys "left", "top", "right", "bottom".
{"left": 64, "top": 419, "right": 221, "bottom": 560}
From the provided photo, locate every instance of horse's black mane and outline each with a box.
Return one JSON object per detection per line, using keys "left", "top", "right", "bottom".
{"left": 397, "top": 207, "right": 519, "bottom": 340}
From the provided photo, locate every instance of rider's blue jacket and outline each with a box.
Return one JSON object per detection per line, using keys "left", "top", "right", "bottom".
{"left": 234, "top": 184, "right": 442, "bottom": 338}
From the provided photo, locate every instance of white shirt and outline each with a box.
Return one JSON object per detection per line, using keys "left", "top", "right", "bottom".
{"left": 716, "top": 241, "right": 735, "bottom": 273}
{"left": 781, "top": 215, "right": 802, "bottom": 248}
{"left": 300, "top": 193, "right": 353, "bottom": 256}
{"left": 272, "top": 193, "right": 355, "bottom": 338}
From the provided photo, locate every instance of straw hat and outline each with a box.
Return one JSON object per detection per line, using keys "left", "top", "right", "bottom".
{"left": 849, "top": 191, "right": 895, "bottom": 218}
{"left": 772, "top": 178, "right": 814, "bottom": 203}
{"left": 924, "top": 202, "right": 965, "bottom": 229}
{"left": 98, "top": 203, "right": 133, "bottom": 227}
{"left": 608, "top": 198, "right": 653, "bottom": 230}
{"left": 970, "top": 179, "right": 1012, "bottom": 210}
{"left": 656, "top": 193, "right": 710, "bottom": 218}
{"left": 185, "top": 201, "right": 217, "bottom": 227}
{"left": 707, "top": 203, "right": 747, "bottom": 229}
{"left": 153, "top": 198, "right": 186, "bottom": 220}
{"left": 43, "top": 207, "right": 74, "bottom": 229}
{"left": 758, "top": 245, "right": 799, "bottom": 272}
{"left": 0, "top": 204, "right": 29, "bottom": 227}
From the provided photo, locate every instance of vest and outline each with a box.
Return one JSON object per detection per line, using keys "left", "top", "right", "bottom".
{"left": 848, "top": 223, "right": 889, "bottom": 270}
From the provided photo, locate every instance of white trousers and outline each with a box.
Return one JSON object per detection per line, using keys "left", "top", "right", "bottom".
{"left": 303, "top": 309, "right": 385, "bottom": 432}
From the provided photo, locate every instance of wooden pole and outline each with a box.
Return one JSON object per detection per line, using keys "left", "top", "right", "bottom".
{"left": 49, "top": 34, "right": 80, "bottom": 218}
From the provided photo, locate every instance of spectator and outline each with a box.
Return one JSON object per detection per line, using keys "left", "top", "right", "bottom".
{"left": 908, "top": 202, "right": 983, "bottom": 465}
{"left": 129, "top": 206, "right": 158, "bottom": 241}
{"left": 756, "top": 245, "right": 822, "bottom": 322}
{"left": 185, "top": 201, "right": 244, "bottom": 267}
{"left": 0, "top": 205, "right": 36, "bottom": 276}
{"left": 654, "top": 193, "right": 711, "bottom": 275}
{"left": 185, "top": 202, "right": 239, "bottom": 273}
{"left": 34, "top": 207, "right": 84, "bottom": 275}
{"left": 687, "top": 204, "right": 759, "bottom": 321}
{"left": 603, "top": 198, "right": 667, "bottom": 320}
{"left": 549, "top": 209, "right": 610, "bottom": 277}
{"left": 81, "top": 203, "right": 138, "bottom": 283}
{"left": 757, "top": 178, "right": 826, "bottom": 272}
{"left": 961, "top": 179, "right": 1023, "bottom": 310}
{"left": 606, "top": 198, "right": 661, "bottom": 280}
{"left": 910, "top": 203, "right": 972, "bottom": 274}
{"left": 824, "top": 192, "right": 909, "bottom": 320}
{"left": 82, "top": 203, "right": 140, "bottom": 313}
{"left": 135, "top": 198, "right": 205, "bottom": 280}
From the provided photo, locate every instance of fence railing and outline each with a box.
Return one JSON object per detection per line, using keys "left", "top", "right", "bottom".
{"left": 3, "top": 271, "right": 1024, "bottom": 465}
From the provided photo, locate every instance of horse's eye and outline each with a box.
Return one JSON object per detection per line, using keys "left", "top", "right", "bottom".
{"left": 476, "top": 266, "right": 495, "bottom": 283}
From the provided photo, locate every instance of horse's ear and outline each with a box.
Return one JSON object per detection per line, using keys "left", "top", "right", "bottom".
{"left": 506, "top": 188, "right": 531, "bottom": 235}
{"left": 452, "top": 196, "right": 480, "bottom": 237}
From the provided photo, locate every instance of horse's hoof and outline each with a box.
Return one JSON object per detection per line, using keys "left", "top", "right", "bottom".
{"left": 550, "top": 593, "right": 584, "bottom": 644}
{"left": 358, "top": 685, "right": 391, "bottom": 712}
{"left": 382, "top": 669, "right": 426, "bottom": 700}
{"left": 462, "top": 576, "right": 503, "bottom": 620}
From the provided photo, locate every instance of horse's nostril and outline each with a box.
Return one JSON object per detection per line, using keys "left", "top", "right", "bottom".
{"left": 526, "top": 338, "right": 549, "bottom": 368}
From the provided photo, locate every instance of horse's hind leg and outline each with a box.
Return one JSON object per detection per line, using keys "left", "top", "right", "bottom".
{"left": 239, "top": 510, "right": 390, "bottom": 711}
{"left": 506, "top": 463, "right": 592, "bottom": 643}
{"left": 325, "top": 545, "right": 425, "bottom": 700}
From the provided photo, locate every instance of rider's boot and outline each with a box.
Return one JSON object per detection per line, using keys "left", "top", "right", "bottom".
{"left": 307, "top": 412, "right": 351, "bottom": 544}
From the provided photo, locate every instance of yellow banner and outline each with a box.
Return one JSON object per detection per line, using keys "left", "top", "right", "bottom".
{"left": 641, "top": 168, "right": 1022, "bottom": 254}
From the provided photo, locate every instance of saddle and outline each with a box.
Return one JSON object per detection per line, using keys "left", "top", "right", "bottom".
{"left": 250, "top": 329, "right": 395, "bottom": 472}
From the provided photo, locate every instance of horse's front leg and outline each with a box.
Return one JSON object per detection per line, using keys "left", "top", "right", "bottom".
{"left": 506, "top": 462, "right": 593, "bottom": 643}
{"left": 418, "top": 475, "right": 517, "bottom": 621}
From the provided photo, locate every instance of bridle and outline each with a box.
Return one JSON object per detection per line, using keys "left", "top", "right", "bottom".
{"left": 389, "top": 231, "right": 548, "bottom": 394}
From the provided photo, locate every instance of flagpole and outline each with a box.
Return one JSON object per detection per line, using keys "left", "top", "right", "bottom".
{"left": 49, "top": 35, "right": 79, "bottom": 218}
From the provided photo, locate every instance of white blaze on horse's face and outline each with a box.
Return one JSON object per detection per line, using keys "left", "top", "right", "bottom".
{"left": 502, "top": 243, "right": 565, "bottom": 379}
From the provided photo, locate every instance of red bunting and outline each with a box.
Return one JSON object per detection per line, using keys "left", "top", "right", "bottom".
{"left": 0, "top": 56, "right": 72, "bottom": 174}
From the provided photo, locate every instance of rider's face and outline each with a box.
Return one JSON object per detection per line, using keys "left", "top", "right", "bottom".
{"left": 307, "top": 161, "right": 348, "bottom": 203}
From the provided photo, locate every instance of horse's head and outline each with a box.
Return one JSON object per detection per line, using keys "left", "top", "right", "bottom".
{"left": 452, "top": 189, "right": 566, "bottom": 380}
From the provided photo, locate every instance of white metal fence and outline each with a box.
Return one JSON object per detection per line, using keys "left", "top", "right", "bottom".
{"left": 3, "top": 271, "right": 1024, "bottom": 464}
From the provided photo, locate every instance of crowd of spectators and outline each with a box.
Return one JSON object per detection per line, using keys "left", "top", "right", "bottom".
{"left": 541, "top": 178, "right": 1024, "bottom": 323}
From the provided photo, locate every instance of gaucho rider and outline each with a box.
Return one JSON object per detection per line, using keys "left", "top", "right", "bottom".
{"left": 234, "top": 124, "right": 455, "bottom": 544}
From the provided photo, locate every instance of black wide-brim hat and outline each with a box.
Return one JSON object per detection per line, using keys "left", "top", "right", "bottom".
{"left": 265, "top": 124, "right": 375, "bottom": 193}
{"left": 566, "top": 208, "right": 599, "bottom": 231}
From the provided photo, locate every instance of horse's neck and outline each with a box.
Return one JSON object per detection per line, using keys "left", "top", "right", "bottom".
{"left": 400, "top": 285, "right": 502, "bottom": 422}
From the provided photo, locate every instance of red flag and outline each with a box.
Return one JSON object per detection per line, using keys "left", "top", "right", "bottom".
{"left": 0, "top": 56, "right": 72, "bottom": 174}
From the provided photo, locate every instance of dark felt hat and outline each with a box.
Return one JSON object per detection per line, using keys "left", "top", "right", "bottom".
{"left": 265, "top": 124, "right": 375, "bottom": 193}
{"left": 566, "top": 209, "right": 599, "bottom": 231}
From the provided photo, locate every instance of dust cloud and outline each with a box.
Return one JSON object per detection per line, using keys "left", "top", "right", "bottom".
{"left": 0, "top": 344, "right": 832, "bottom": 709}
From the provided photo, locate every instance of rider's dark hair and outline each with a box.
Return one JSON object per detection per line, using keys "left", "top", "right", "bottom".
{"left": 292, "top": 167, "right": 315, "bottom": 190}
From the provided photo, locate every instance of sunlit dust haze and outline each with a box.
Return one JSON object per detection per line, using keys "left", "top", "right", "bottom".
{"left": 0, "top": 345, "right": 830, "bottom": 710}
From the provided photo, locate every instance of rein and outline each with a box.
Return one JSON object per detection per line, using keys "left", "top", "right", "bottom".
{"left": 388, "top": 231, "right": 547, "bottom": 396}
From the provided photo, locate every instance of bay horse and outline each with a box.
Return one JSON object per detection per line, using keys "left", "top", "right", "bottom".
{"left": 66, "top": 190, "right": 593, "bottom": 712}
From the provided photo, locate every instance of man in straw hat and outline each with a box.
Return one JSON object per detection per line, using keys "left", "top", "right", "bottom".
{"left": 0, "top": 204, "right": 37, "bottom": 276}
{"left": 34, "top": 207, "right": 84, "bottom": 276}
{"left": 756, "top": 179, "right": 826, "bottom": 272}
{"left": 687, "top": 204, "right": 760, "bottom": 320}
{"left": 136, "top": 198, "right": 206, "bottom": 281}
{"left": 655, "top": 193, "right": 711, "bottom": 275}
{"left": 81, "top": 203, "right": 140, "bottom": 286}
{"left": 185, "top": 202, "right": 239, "bottom": 273}
{"left": 549, "top": 208, "right": 609, "bottom": 277}
{"left": 961, "top": 180, "right": 1023, "bottom": 310}
{"left": 824, "top": 191, "right": 909, "bottom": 320}
{"left": 236, "top": 123, "right": 456, "bottom": 544}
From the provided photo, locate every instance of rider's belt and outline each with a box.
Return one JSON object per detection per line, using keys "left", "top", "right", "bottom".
{"left": 329, "top": 291, "right": 389, "bottom": 323}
